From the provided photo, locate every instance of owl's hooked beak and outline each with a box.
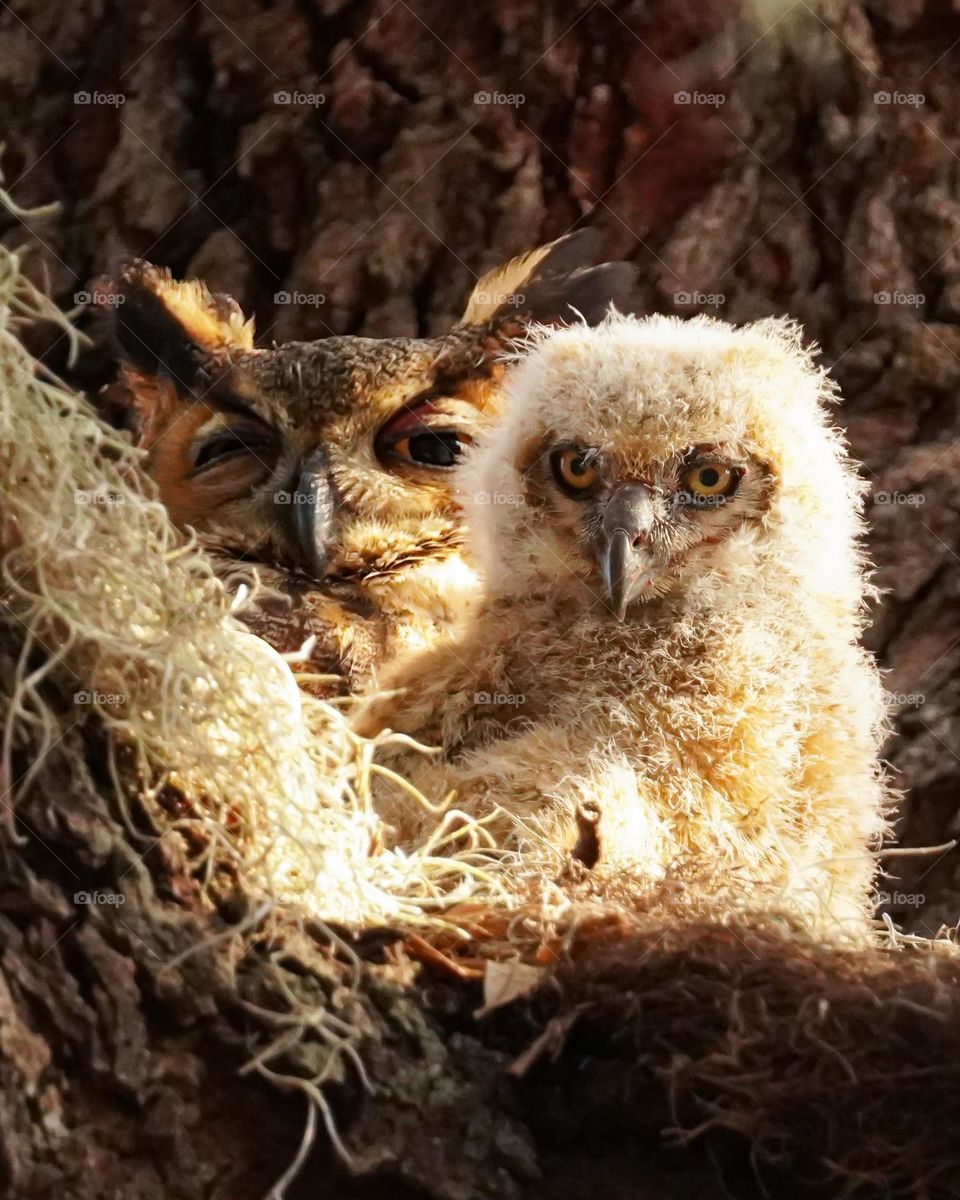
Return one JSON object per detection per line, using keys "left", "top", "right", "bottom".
{"left": 600, "top": 483, "right": 657, "bottom": 620}
{"left": 284, "top": 448, "right": 335, "bottom": 579}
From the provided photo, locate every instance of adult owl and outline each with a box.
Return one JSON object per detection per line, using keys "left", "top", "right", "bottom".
{"left": 104, "top": 232, "right": 638, "bottom": 688}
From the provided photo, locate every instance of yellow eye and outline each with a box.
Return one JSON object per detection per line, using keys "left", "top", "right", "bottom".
{"left": 552, "top": 448, "right": 600, "bottom": 494}
{"left": 680, "top": 462, "right": 738, "bottom": 498}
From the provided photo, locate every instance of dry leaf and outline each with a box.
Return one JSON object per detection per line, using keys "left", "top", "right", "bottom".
{"left": 474, "top": 959, "right": 546, "bottom": 1017}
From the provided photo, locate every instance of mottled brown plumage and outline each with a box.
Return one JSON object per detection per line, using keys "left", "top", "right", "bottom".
{"left": 104, "top": 233, "right": 638, "bottom": 691}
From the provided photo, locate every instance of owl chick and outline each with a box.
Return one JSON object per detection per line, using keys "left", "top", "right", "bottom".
{"left": 355, "top": 313, "right": 891, "bottom": 930}
{"left": 104, "top": 233, "right": 638, "bottom": 689}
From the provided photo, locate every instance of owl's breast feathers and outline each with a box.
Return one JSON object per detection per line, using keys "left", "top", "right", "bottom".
{"left": 229, "top": 522, "right": 471, "bottom": 692}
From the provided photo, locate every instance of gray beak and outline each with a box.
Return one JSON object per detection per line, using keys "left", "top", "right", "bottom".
{"left": 283, "top": 448, "right": 335, "bottom": 579}
{"left": 599, "top": 483, "right": 657, "bottom": 620}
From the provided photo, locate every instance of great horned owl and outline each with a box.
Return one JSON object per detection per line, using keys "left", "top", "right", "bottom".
{"left": 104, "top": 233, "right": 638, "bottom": 688}
{"left": 356, "top": 314, "right": 891, "bottom": 930}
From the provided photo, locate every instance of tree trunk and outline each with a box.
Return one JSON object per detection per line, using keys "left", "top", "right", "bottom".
{"left": 2, "top": 0, "right": 960, "bottom": 1196}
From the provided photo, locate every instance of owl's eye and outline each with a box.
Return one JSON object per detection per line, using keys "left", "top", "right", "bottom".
{"left": 389, "top": 430, "right": 463, "bottom": 469}
{"left": 377, "top": 401, "right": 468, "bottom": 473}
{"left": 552, "top": 447, "right": 600, "bottom": 496}
{"left": 191, "top": 414, "right": 277, "bottom": 475}
{"left": 679, "top": 461, "right": 741, "bottom": 500}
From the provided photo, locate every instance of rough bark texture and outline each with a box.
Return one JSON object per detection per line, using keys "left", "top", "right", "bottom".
{"left": 2, "top": 0, "right": 960, "bottom": 1196}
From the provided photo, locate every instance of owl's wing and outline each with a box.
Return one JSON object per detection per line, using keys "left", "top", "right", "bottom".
{"left": 456, "top": 229, "right": 641, "bottom": 330}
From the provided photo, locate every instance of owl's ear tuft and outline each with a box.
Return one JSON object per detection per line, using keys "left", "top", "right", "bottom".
{"left": 458, "top": 230, "right": 640, "bottom": 332}
{"left": 98, "top": 261, "right": 254, "bottom": 392}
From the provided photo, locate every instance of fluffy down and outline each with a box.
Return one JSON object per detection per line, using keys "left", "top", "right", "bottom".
{"left": 355, "top": 313, "right": 891, "bottom": 934}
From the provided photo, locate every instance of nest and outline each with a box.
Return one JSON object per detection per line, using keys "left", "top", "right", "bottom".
{"left": 3, "top": 193, "right": 960, "bottom": 1200}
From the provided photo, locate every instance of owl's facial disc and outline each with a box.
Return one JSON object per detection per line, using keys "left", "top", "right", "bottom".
{"left": 186, "top": 408, "right": 336, "bottom": 578}
{"left": 542, "top": 441, "right": 756, "bottom": 617}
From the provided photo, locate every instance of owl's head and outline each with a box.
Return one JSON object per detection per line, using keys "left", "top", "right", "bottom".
{"left": 458, "top": 313, "right": 867, "bottom": 620}
{"left": 103, "top": 233, "right": 638, "bottom": 584}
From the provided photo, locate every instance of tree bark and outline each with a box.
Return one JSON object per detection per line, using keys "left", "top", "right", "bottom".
{"left": 2, "top": 0, "right": 960, "bottom": 1196}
